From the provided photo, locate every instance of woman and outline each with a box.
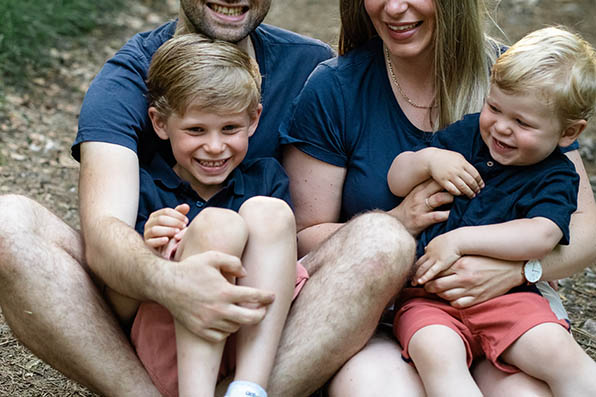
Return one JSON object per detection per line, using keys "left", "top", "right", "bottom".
{"left": 281, "top": 0, "right": 596, "bottom": 395}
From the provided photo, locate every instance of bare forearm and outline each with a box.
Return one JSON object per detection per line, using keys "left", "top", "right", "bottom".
{"left": 454, "top": 218, "right": 561, "bottom": 261}
{"left": 84, "top": 216, "right": 163, "bottom": 301}
{"left": 297, "top": 223, "right": 343, "bottom": 258}
{"left": 387, "top": 150, "right": 430, "bottom": 197}
{"left": 541, "top": 151, "right": 596, "bottom": 279}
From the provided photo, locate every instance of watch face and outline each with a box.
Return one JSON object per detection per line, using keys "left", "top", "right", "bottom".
{"left": 524, "top": 260, "right": 542, "bottom": 283}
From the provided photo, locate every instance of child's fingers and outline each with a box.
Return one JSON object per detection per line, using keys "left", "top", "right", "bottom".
{"left": 415, "top": 261, "right": 444, "bottom": 285}
{"left": 174, "top": 203, "right": 191, "bottom": 216}
{"left": 413, "top": 256, "right": 433, "bottom": 285}
{"left": 145, "top": 236, "right": 170, "bottom": 248}
{"left": 144, "top": 225, "right": 181, "bottom": 240}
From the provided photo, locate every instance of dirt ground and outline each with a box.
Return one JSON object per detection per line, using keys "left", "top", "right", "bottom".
{"left": 0, "top": 0, "right": 595, "bottom": 395}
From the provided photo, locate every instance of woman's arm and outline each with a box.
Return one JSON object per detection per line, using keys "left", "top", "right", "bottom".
{"left": 541, "top": 150, "right": 596, "bottom": 279}
{"left": 283, "top": 146, "right": 346, "bottom": 258}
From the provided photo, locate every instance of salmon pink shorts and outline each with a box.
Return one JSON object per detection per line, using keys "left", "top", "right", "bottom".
{"left": 393, "top": 289, "right": 570, "bottom": 373}
{"left": 130, "top": 261, "right": 309, "bottom": 397}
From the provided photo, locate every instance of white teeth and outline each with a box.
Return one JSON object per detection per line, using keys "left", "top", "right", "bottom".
{"left": 210, "top": 4, "right": 244, "bottom": 16}
{"left": 199, "top": 159, "right": 226, "bottom": 167}
{"left": 389, "top": 22, "right": 418, "bottom": 32}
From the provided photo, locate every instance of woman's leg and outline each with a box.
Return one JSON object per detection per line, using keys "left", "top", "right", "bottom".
{"left": 473, "top": 359, "right": 552, "bottom": 397}
{"left": 232, "top": 197, "right": 297, "bottom": 391}
{"left": 328, "top": 330, "right": 425, "bottom": 397}
{"left": 174, "top": 207, "right": 249, "bottom": 397}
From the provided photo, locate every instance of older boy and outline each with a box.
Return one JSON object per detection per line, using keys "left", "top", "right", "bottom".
{"left": 388, "top": 27, "right": 596, "bottom": 396}
{"left": 109, "top": 34, "right": 299, "bottom": 397}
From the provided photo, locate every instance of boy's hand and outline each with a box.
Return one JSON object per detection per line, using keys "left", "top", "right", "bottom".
{"left": 144, "top": 204, "right": 190, "bottom": 252}
{"left": 413, "top": 231, "right": 462, "bottom": 285}
{"left": 425, "top": 148, "right": 484, "bottom": 198}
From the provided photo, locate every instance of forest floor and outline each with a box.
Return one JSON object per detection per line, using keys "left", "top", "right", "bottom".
{"left": 0, "top": 0, "right": 595, "bottom": 395}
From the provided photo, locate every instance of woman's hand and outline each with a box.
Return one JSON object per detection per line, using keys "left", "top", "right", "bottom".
{"left": 423, "top": 255, "right": 525, "bottom": 308}
{"left": 388, "top": 179, "right": 453, "bottom": 236}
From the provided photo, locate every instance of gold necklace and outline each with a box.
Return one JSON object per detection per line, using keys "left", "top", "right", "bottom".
{"left": 384, "top": 46, "right": 435, "bottom": 110}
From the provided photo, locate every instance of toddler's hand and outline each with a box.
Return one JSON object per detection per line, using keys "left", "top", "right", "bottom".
{"left": 144, "top": 204, "right": 190, "bottom": 252}
{"left": 413, "top": 232, "right": 462, "bottom": 285}
{"left": 427, "top": 149, "right": 484, "bottom": 198}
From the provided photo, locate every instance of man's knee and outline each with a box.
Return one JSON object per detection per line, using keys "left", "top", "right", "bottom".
{"left": 0, "top": 194, "right": 37, "bottom": 231}
{"left": 347, "top": 211, "right": 415, "bottom": 262}
{"left": 238, "top": 196, "right": 296, "bottom": 236}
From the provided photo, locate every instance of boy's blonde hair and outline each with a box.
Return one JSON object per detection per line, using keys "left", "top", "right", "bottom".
{"left": 147, "top": 33, "right": 262, "bottom": 119}
{"left": 492, "top": 26, "right": 596, "bottom": 127}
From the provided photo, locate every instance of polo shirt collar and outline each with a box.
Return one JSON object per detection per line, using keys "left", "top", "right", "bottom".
{"left": 145, "top": 154, "right": 246, "bottom": 197}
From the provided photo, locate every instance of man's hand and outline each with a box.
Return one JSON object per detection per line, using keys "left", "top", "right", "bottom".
{"left": 423, "top": 255, "right": 524, "bottom": 308}
{"left": 156, "top": 250, "right": 275, "bottom": 342}
{"left": 413, "top": 231, "right": 462, "bottom": 285}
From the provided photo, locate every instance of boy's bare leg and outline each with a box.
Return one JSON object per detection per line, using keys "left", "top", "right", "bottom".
{"left": 234, "top": 197, "right": 297, "bottom": 388}
{"left": 268, "top": 211, "right": 416, "bottom": 396}
{"left": 501, "top": 322, "right": 596, "bottom": 396}
{"left": 0, "top": 194, "right": 159, "bottom": 396}
{"left": 409, "top": 325, "right": 482, "bottom": 397}
{"left": 473, "top": 360, "right": 552, "bottom": 396}
{"left": 174, "top": 207, "right": 249, "bottom": 396}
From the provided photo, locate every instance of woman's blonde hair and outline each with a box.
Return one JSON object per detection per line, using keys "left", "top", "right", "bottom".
{"left": 339, "top": 0, "right": 501, "bottom": 130}
{"left": 492, "top": 26, "right": 596, "bottom": 126}
{"left": 147, "top": 33, "right": 262, "bottom": 119}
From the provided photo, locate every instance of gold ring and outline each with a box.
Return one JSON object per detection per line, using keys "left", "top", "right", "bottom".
{"left": 425, "top": 198, "right": 433, "bottom": 211}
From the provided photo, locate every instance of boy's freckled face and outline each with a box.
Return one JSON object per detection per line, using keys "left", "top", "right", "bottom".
{"left": 479, "top": 85, "right": 563, "bottom": 166}
{"left": 161, "top": 104, "right": 259, "bottom": 199}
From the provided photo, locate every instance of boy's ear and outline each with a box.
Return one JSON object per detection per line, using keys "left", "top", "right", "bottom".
{"left": 247, "top": 104, "right": 263, "bottom": 138}
{"left": 148, "top": 107, "right": 170, "bottom": 141}
{"left": 559, "top": 119, "right": 586, "bottom": 147}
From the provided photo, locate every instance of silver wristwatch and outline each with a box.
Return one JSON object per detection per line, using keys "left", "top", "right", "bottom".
{"left": 523, "top": 259, "right": 543, "bottom": 284}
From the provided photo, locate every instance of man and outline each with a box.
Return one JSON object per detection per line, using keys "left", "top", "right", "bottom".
{"left": 0, "top": 1, "right": 417, "bottom": 395}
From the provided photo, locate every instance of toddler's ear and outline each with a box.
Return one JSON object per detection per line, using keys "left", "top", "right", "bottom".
{"left": 148, "top": 107, "right": 170, "bottom": 140}
{"left": 559, "top": 119, "right": 586, "bottom": 147}
{"left": 248, "top": 104, "right": 263, "bottom": 138}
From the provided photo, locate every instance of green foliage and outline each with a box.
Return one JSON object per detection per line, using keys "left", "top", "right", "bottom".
{"left": 0, "top": 0, "right": 125, "bottom": 86}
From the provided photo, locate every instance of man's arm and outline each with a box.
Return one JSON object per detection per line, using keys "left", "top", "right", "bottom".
{"left": 79, "top": 142, "right": 274, "bottom": 341}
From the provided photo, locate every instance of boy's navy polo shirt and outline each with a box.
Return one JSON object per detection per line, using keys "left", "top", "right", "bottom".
{"left": 416, "top": 113, "right": 579, "bottom": 258}
{"left": 280, "top": 36, "right": 579, "bottom": 224}
{"left": 72, "top": 21, "right": 334, "bottom": 165}
{"left": 135, "top": 154, "right": 292, "bottom": 234}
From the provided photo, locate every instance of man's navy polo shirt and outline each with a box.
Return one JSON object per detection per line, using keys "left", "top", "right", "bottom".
{"left": 416, "top": 113, "right": 579, "bottom": 258}
{"left": 72, "top": 20, "right": 334, "bottom": 165}
{"left": 135, "top": 154, "right": 292, "bottom": 234}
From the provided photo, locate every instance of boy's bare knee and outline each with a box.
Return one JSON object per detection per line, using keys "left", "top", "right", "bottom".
{"left": 239, "top": 196, "right": 296, "bottom": 235}
{"left": 183, "top": 208, "right": 248, "bottom": 254}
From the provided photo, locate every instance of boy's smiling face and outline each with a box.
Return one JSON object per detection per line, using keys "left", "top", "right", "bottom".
{"left": 150, "top": 103, "right": 261, "bottom": 200}
{"left": 479, "top": 85, "right": 566, "bottom": 166}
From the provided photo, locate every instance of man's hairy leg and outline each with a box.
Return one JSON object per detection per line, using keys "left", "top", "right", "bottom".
{"left": 268, "top": 211, "right": 416, "bottom": 396}
{"left": 0, "top": 195, "right": 159, "bottom": 396}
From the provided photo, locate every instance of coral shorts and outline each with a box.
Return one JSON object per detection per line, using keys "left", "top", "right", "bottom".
{"left": 394, "top": 289, "right": 570, "bottom": 373}
{"left": 130, "top": 261, "right": 309, "bottom": 397}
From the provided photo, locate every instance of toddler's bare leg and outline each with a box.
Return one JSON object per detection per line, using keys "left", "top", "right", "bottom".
{"left": 409, "top": 324, "right": 481, "bottom": 397}
{"left": 234, "top": 197, "right": 297, "bottom": 388}
{"left": 174, "top": 208, "right": 248, "bottom": 397}
{"left": 501, "top": 322, "right": 596, "bottom": 397}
